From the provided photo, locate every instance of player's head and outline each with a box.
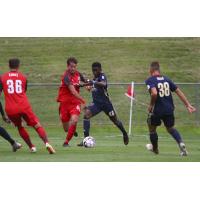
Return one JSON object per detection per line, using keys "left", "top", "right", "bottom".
{"left": 92, "top": 62, "right": 102, "bottom": 77}
{"left": 67, "top": 57, "right": 78, "bottom": 74}
{"left": 9, "top": 58, "right": 20, "bottom": 70}
{"left": 149, "top": 61, "right": 160, "bottom": 75}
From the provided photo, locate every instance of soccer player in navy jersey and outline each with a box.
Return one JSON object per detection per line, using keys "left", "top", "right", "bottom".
{"left": 0, "top": 100, "right": 21, "bottom": 152}
{"left": 77, "top": 62, "right": 129, "bottom": 146}
{"left": 145, "top": 61, "right": 196, "bottom": 156}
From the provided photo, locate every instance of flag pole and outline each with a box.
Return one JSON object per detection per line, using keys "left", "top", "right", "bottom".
{"left": 128, "top": 81, "right": 134, "bottom": 136}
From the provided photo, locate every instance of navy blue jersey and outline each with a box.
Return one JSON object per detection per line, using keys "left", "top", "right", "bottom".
{"left": 145, "top": 75, "right": 178, "bottom": 115}
{"left": 91, "top": 73, "right": 110, "bottom": 103}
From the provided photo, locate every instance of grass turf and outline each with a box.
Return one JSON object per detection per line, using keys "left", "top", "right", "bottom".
{"left": 0, "top": 126, "right": 199, "bottom": 162}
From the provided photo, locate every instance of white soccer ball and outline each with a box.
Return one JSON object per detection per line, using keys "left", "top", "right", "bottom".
{"left": 83, "top": 136, "right": 96, "bottom": 148}
{"left": 146, "top": 143, "right": 153, "bottom": 151}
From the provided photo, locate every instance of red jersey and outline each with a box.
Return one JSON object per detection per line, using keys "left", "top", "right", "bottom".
{"left": 0, "top": 70, "right": 31, "bottom": 115}
{"left": 57, "top": 70, "right": 85, "bottom": 105}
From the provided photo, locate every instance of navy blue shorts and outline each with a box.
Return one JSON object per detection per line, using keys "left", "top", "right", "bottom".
{"left": 147, "top": 113, "right": 175, "bottom": 128}
{"left": 87, "top": 101, "right": 115, "bottom": 117}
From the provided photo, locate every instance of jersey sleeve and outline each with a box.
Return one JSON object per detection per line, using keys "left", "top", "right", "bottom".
{"left": 99, "top": 74, "right": 107, "bottom": 82}
{"left": 64, "top": 74, "right": 72, "bottom": 86}
{"left": 0, "top": 76, "right": 3, "bottom": 94}
{"left": 145, "top": 78, "right": 156, "bottom": 90}
{"left": 168, "top": 79, "right": 178, "bottom": 92}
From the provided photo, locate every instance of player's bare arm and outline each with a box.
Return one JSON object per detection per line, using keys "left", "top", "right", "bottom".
{"left": 68, "top": 84, "right": 86, "bottom": 105}
{"left": 148, "top": 87, "right": 157, "bottom": 112}
{"left": 175, "top": 88, "right": 196, "bottom": 113}
{"left": 92, "top": 80, "right": 107, "bottom": 87}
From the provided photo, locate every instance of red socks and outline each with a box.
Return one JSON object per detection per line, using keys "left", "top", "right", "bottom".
{"left": 65, "top": 124, "right": 77, "bottom": 144}
{"left": 35, "top": 127, "right": 48, "bottom": 144}
{"left": 18, "top": 127, "right": 34, "bottom": 148}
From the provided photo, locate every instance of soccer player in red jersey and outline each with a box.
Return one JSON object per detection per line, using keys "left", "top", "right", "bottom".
{"left": 0, "top": 58, "right": 55, "bottom": 154}
{"left": 57, "top": 57, "right": 87, "bottom": 147}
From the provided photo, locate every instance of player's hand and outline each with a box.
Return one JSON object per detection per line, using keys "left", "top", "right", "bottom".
{"left": 81, "top": 100, "right": 87, "bottom": 111}
{"left": 148, "top": 105, "right": 153, "bottom": 113}
{"left": 85, "top": 85, "right": 92, "bottom": 92}
{"left": 88, "top": 80, "right": 96, "bottom": 86}
{"left": 2, "top": 115, "right": 11, "bottom": 124}
{"left": 186, "top": 104, "right": 196, "bottom": 113}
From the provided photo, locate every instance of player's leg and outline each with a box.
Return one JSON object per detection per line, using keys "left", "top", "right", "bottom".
{"left": 146, "top": 113, "right": 160, "bottom": 154}
{"left": 62, "top": 121, "right": 78, "bottom": 137}
{"left": 83, "top": 108, "right": 93, "bottom": 137}
{"left": 18, "top": 125, "right": 36, "bottom": 152}
{"left": 103, "top": 102, "right": 129, "bottom": 145}
{"left": 0, "top": 126, "right": 22, "bottom": 152}
{"left": 23, "top": 109, "right": 48, "bottom": 143}
{"left": 163, "top": 114, "right": 188, "bottom": 156}
{"left": 32, "top": 122, "right": 55, "bottom": 154}
{"left": 8, "top": 114, "right": 34, "bottom": 151}
{"left": 23, "top": 109, "right": 55, "bottom": 154}
{"left": 77, "top": 103, "right": 101, "bottom": 146}
{"left": 108, "top": 112, "right": 129, "bottom": 145}
{"left": 63, "top": 114, "right": 79, "bottom": 146}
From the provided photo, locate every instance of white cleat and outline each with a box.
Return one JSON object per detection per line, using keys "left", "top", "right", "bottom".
{"left": 179, "top": 143, "right": 188, "bottom": 156}
{"left": 30, "top": 146, "right": 37, "bottom": 153}
{"left": 46, "top": 143, "right": 56, "bottom": 154}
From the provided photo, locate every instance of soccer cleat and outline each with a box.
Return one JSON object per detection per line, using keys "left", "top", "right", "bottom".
{"left": 146, "top": 143, "right": 159, "bottom": 155}
{"left": 46, "top": 143, "right": 56, "bottom": 154}
{"left": 179, "top": 142, "right": 188, "bottom": 156}
{"left": 12, "top": 142, "right": 22, "bottom": 152}
{"left": 123, "top": 133, "right": 129, "bottom": 145}
{"left": 74, "top": 131, "right": 78, "bottom": 137}
{"left": 30, "top": 146, "right": 37, "bottom": 153}
{"left": 77, "top": 140, "right": 84, "bottom": 147}
{"left": 63, "top": 142, "right": 70, "bottom": 147}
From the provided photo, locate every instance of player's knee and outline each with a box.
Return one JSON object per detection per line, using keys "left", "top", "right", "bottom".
{"left": 112, "top": 119, "right": 121, "bottom": 126}
{"left": 70, "top": 118, "right": 78, "bottom": 125}
{"left": 34, "top": 122, "right": 41, "bottom": 129}
{"left": 84, "top": 110, "right": 92, "bottom": 119}
{"left": 166, "top": 127, "right": 174, "bottom": 133}
{"left": 149, "top": 126, "right": 156, "bottom": 133}
{"left": 17, "top": 126, "right": 22, "bottom": 131}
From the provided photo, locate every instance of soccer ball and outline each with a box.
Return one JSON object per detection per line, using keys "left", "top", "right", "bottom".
{"left": 83, "top": 136, "right": 96, "bottom": 148}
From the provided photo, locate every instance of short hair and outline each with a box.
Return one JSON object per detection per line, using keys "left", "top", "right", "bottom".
{"left": 9, "top": 58, "right": 20, "bottom": 69}
{"left": 92, "top": 62, "right": 102, "bottom": 69}
{"left": 67, "top": 57, "right": 78, "bottom": 65}
{"left": 150, "top": 61, "right": 160, "bottom": 71}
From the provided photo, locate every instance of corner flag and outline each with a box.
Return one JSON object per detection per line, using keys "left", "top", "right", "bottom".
{"left": 125, "top": 82, "right": 135, "bottom": 136}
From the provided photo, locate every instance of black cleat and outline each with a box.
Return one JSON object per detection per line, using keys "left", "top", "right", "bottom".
{"left": 74, "top": 132, "right": 78, "bottom": 137}
{"left": 12, "top": 142, "right": 22, "bottom": 152}
{"left": 77, "top": 141, "right": 84, "bottom": 147}
{"left": 63, "top": 143, "right": 70, "bottom": 147}
{"left": 123, "top": 133, "right": 129, "bottom": 145}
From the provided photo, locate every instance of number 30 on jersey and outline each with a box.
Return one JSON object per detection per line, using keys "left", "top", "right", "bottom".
{"left": 7, "top": 80, "right": 23, "bottom": 94}
{"left": 157, "top": 82, "right": 170, "bottom": 97}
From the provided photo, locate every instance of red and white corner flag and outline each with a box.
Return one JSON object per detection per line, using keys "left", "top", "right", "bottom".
{"left": 125, "top": 83, "right": 135, "bottom": 100}
{"left": 125, "top": 82, "right": 135, "bottom": 136}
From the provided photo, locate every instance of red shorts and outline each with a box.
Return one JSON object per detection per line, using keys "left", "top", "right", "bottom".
{"left": 59, "top": 102, "right": 81, "bottom": 123}
{"left": 7, "top": 107, "right": 39, "bottom": 127}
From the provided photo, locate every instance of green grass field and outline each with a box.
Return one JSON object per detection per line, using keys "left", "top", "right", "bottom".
{"left": 0, "top": 37, "right": 200, "bottom": 162}
{"left": 0, "top": 126, "right": 200, "bottom": 162}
